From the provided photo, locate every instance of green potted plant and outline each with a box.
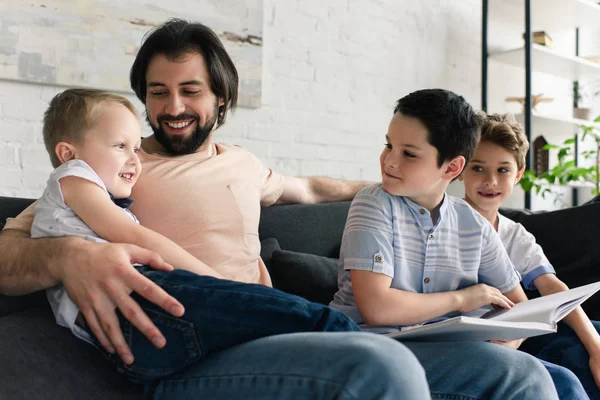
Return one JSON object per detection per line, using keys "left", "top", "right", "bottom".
{"left": 520, "top": 115, "right": 600, "bottom": 204}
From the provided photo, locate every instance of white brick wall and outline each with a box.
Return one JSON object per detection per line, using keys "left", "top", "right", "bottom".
{"left": 0, "top": 0, "right": 484, "bottom": 197}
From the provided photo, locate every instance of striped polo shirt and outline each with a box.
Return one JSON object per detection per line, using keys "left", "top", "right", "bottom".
{"left": 330, "top": 184, "right": 520, "bottom": 326}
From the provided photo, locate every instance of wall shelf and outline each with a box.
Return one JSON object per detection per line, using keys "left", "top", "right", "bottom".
{"left": 490, "top": 44, "right": 600, "bottom": 81}
{"left": 482, "top": 0, "right": 600, "bottom": 209}
{"left": 513, "top": 113, "right": 600, "bottom": 142}
{"left": 491, "top": 0, "right": 600, "bottom": 32}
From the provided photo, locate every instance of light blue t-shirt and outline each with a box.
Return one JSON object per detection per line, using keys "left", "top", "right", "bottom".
{"left": 330, "top": 184, "right": 521, "bottom": 328}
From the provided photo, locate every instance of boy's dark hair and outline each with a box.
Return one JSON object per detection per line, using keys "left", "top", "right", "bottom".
{"left": 394, "top": 89, "right": 483, "bottom": 167}
{"left": 481, "top": 113, "right": 529, "bottom": 170}
{"left": 130, "top": 18, "right": 238, "bottom": 128}
{"left": 43, "top": 89, "right": 138, "bottom": 168}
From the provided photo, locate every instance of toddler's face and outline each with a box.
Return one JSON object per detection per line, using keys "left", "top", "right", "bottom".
{"left": 75, "top": 102, "right": 142, "bottom": 198}
{"left": 379, "top": 113, "right": 449, "bottom": 209}
{"left": 461, "top": 141, "right": 524, "bottom": 215}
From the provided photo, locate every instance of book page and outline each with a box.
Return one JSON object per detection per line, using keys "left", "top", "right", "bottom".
{"left": 485, "top": 281, "right": 600, "bottom": 325}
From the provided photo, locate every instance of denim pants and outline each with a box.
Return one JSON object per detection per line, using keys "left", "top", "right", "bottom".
{"left": 89, "top": 268, "right": 559, "bottom": 400}
{"left": 90, "top": 267, "right": 360, "bottom": 384}
{"left": 521, "top": 320, "right": 600, "bottom": 400}
{"left": 540, "top": 359, "right": 590, "bottom": 400}
{"left": 148, "top": 336, "right": 558, "bottom": 400}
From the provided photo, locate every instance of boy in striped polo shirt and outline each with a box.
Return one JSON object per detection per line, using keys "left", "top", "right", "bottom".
{"left": 329, "top": 88, "right": 573, "bottom": 399}
{"left": 330, "top": 89, "right": 526, "bottom": 329}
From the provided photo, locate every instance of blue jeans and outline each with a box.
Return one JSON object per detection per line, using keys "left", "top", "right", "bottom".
{"left": 91, "top": 268, "right": 360, "bottom": 384}
{"left": 540, "top": 359, "right": 590, "bottom": 400}
{"left": 521, "top": 321, "right": 600, "bottom": 400}
{"left": 149, "top": 337, "right": 558, "bottom": 400}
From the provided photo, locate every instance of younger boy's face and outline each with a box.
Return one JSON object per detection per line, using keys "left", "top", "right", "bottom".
{"left": 74, "top": 102, "right": 142, "bottom": 199}
{"left": 380, "top": 113, "right": 451, "bottom": 209}
{"left": 461, "top": 141, "right": 524, "bottom": 215}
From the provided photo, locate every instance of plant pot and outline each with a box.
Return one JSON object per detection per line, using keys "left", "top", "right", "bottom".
{"left": 573, "top": 107, "right": 593, "bottom": 120}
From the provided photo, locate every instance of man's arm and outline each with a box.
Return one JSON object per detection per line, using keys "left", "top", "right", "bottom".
{"left": 276, "top": 176, "right": 372, "bottom": 204}
{"left": 0, "top": 229, "right": 65, "bottom": 295}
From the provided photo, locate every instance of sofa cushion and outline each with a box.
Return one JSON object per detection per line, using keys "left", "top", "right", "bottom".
{"left": 0, "top": 196, "right": 35, "bottom": 229}
{"left": 0, "top": 303, "right": 140, "bottom": 399}
{"left": 260, "top": 238, "right": 281, "bottom": 270}
{"left": 506, "top": 202, "right": 600, "bottom": 320}
{"left": 259, "top": 202, "right": 351, "bottom": 258}
{"left": 269, "top": 250, "right": 338, "bottom": 305}
{"left": 0, "top": 290, "right": 46, "bottom": 317}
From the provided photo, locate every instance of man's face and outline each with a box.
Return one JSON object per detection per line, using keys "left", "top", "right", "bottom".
{"left": 461, "top": 141, "right": 524, "bottom": 215}
{"left": 144, "top": 52, "right": 223, "bottom": 155}
{"left": 380, "top": 113, "right": 452, "bottom": 209}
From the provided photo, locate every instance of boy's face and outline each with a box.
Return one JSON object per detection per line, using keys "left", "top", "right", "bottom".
{"left": 461, "top": 141, "right": 524, "bottom": 215}
{"left": 144, "top": 52, "right": 224, "bottom": 155}
{"left": 380, "top": 113, "right": 457, "bottom": 209}
{"left": 73, "top": 102, "right": 142, "bottom": 198}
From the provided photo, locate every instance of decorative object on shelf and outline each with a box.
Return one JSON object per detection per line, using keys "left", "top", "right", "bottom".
{"left": 573, "top": 81, "right": 600, "bottom": 120}
{"left": 533, "top": 136, "right": 550, "bottom": 175}
{"left": 522, "top": 31, "right": 553, "bottom": 47}
{"left": 519, "top": 115, "right": 600, "bottom": 205}
{"left": 583, "top": 55, "right": 600, "bottom": 64}
{"left": 505, "top": 94, "right": 554, "bottom": 112}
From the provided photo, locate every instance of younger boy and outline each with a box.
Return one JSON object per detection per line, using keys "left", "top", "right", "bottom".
{"left": 32, "top": 88, "right": 359, "bottom": 384}
{"left": 460, "top": 112, "right": 600, "bottom": 399}
{"left": 330, "top": 88, "right": 575, "bottom": 399}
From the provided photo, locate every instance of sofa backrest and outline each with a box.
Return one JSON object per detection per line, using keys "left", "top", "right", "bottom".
{"left": 258, "top": 201, "right": 351, "bottom": 257}
{"left": 503, "top": 202, "right": 600, "bottom": 291}
{"left": 2, "top": 196, "right": 600, "bottom": 318}
{"left": 0, "top": 196, "right": 35, "bottom": 229}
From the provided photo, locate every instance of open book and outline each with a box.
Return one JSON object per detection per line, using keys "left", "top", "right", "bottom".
{"left": 387, "top": 281, "right": 600, "bottom": 342}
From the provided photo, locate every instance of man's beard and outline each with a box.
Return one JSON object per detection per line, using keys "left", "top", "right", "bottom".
{"left": 147, "top": 100, "right": 219, "bottom": 155}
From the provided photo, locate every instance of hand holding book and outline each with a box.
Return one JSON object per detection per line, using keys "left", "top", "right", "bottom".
{"left": 388, "top": 281, "right": 600, "bottom": 342}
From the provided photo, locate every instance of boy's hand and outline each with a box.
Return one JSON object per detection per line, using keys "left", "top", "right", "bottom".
{"left": 489, "top": 338, "right": 524, "bottom": 350}
{"left": 589, "top": 354, "right": 600, "bottom": 389}
{"left": 456, "top": 284, "right": 514, "bottom": 313}
{"left": 59, "top": 240, "right": 184, "bottom": 365}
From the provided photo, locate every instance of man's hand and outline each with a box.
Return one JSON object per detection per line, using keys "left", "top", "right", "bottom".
{"left": 61, "top": 241, "right": 184, "bottom": 365}
{"left": 456, "top": 284, "right": 514, "bottom": 313}
{"left": 489, "top": 338, "right": 524, "bottom": 350}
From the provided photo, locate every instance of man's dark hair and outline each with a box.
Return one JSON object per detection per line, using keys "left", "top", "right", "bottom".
{"left": 394, "top": 89, "right": 483, "bottom": 167}
{"left": 130, "top": 18, "right": 238, "bottom": 128}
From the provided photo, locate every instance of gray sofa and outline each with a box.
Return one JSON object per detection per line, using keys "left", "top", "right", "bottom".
{"left": 1, "top": 196, "right": 600, "bottom": 399}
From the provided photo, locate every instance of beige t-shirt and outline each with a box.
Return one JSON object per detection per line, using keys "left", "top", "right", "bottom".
{"left": 3, "top": 138, "right": 285, "bottom": 284}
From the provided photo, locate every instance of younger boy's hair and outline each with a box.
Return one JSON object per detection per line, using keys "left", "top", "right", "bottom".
{"left": 481, "top": 113, "right": 529, "bottom": 170}
{"left": 43, "top": 88, "right": 138, "bottom": 168}
{"left": 394, "top": 89, "right": 483, "bottom": 167}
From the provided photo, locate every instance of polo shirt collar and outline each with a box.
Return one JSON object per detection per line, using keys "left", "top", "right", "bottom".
{"left": 402, "top": 193, "right": 449, "bottom": 227}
